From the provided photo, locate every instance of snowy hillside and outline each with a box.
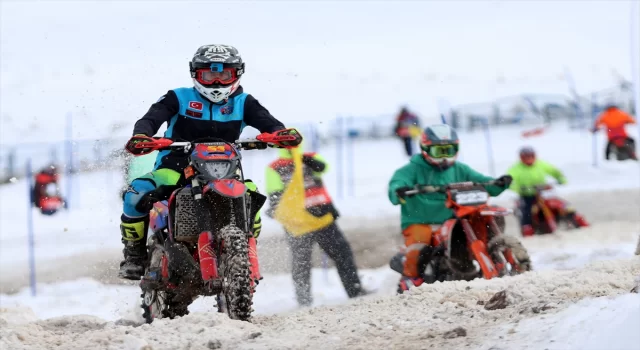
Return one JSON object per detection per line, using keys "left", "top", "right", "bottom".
{"left": 0, "top": 1, "right": 635, "bottom": 144}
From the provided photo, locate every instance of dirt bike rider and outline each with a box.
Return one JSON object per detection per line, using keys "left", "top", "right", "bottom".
{"left": 388, "top": 124, "right": 512, "bottom": 290}
{"left": 32, "top": 163, "right": 62, "bottom": 207}
{"left": 592, "top": 104, "right": 637, "bottom": 160}
{"left": 507, "top": 146, "right": 579, "bottom": 237}
{"left": 119, "top": 44, "right": 302, "bottom": 280}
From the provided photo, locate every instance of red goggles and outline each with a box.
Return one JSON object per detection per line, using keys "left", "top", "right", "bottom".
{"left": 195, "top": 67, "right": 237, "bottom": 85}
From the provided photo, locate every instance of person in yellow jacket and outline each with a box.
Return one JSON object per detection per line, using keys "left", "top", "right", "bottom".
{"left": 507, "top": 146, "right": 567, "bottom": 236}
{"left": 265, "top": 146, "right": 367, "bottom": 306}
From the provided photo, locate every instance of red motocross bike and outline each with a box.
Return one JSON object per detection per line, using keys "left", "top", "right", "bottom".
{"left": 390, "top": 181, "right": 532, "bottom": 292}
{"left": 127, "top": 131, "right": 297, "bottom": 323}
{"left": 514, "top": 184, "right": 589, "bottom": 235}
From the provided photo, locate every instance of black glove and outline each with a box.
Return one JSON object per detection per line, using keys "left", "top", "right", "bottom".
{"left": 395, "top": 186, "right": 412, "bottom": 203}
{"left": 266, "top": 193, "right": 282, "bottom": 218}
{"left": 302, "top": 155, "right": 326, "bottom": 172}
{"left": 494, "top": 175, "right": 513, "bottom": 187}
{"left": 125, "top": 134, "right": 154, "bottom": 155}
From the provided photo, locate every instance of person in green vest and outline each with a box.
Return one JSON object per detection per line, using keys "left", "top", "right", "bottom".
{"left": 265, "top": 145, "right": 367, "bottom": 307}
{"left": 388, "top": 124, "right": 512, "bottom": 291}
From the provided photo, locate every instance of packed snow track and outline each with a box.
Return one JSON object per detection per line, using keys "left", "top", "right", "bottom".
{"left": 1, "top": 258, "right": 639, "bottom": 350}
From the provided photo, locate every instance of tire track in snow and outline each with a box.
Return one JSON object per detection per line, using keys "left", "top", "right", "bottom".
{"left": 1, "top": 258, "right": 638, "bottom": 350}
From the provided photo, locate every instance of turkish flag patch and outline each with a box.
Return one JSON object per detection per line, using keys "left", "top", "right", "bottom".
{"left": 189, "top": 101, "right": 203, "bottom": 110}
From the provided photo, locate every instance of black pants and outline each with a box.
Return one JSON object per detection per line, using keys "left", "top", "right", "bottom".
{"left": 519, "top": 196, "right": 537, "bottom": 227}
{"left": 285, "top": 222, "right": 362, "bottom": 306}
{"left": 605, "top": 137, "right": 636, "bottom": 160}
{"left": 402, "top": 137, "right": 414, "bottom": 156}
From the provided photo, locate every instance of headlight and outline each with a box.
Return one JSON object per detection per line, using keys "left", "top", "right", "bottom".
{"left": 201, "top": 162, "right": 232, "bottom": 179}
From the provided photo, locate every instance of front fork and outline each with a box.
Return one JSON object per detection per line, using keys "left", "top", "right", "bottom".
{"left": 460, "top": 219, "right": 498, "bottom": 279}
{"left": 537, "top": 197, "right": 558, "bottom": 233}
{"left": 248, "top": 237, "right": 262, "bottom": 288}
{"left": 193, "top": 179, "right": 262, "bottom": 293}
{"left": 487, "top": 217, "right": 523, "bottom": 274}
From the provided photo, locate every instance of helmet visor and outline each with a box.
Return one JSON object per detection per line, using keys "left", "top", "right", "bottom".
{"left": 423, "top": 144, "right": 459, "bottom": 158}
{"left": 196, "top": 67, "right": 236, "bottom": 85}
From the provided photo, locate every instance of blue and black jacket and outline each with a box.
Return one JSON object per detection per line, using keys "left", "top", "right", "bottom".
{"left": 133, "top": 86, "right": 285, "bottom": 171}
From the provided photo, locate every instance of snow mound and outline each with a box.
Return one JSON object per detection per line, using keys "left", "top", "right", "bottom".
{"left": 1, "top": 258, "right": 638, "bottom": 350}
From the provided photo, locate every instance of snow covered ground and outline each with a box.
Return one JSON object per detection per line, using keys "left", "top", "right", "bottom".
{"left": 1, "top": 258, "right": 638, "bottom": 350}
{"left": 1, "top": 124, "right": 639, "bottom": 349}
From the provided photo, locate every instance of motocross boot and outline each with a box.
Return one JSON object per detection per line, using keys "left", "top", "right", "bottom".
{"left": 397, "top": 276, "right": 424, "bottom": 294}
{"left": 118, "top": 215, "right": 149, "bottom": 280}
{"left": 521, "top": 225, "right": 535, "bottom": 237}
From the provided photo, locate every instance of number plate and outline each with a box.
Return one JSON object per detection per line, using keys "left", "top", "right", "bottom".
{"left": 453, "top": 190, "right": 489, "bottom": 206}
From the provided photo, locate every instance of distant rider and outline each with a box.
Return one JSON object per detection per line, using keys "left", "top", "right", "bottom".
{"left": 592, "top": 104, "right": 637, "bottom": 160}
{"left": 507, "top": 147, "right": 568, "bottom": 237}
{"left": 388, "top": 124, "right": 511, "bottom": 291}
{"left": 32, "top": 163, "right": 61, "bottom": 208}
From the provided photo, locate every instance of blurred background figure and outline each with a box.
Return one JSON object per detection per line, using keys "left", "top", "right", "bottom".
{"left": 31, "top": 163, "right": 66, "bottom": 215}
{"left": 394, "top": 106, "right": 422, "bottom": 156}
{"left": 592, "top": 104, "right": 637, "bottom": 161}
{"left": 507, "top": 146, "right": 588, "bottom": 237}
{"left": 265, "top": 144, "right": 368, "bottom": 307}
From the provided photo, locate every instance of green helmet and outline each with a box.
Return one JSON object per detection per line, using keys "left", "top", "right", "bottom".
{"left": 419, "top": 124, "right": 460, "bottom": 170}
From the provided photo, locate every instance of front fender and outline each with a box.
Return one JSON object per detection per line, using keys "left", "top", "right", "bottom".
{"left": 204, "top": 179, "right": 247, "bottom": 198}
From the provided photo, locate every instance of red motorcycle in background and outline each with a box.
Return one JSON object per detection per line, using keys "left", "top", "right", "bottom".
{"left": 31, "top": 165, "right": 67, "bottom": 215}
{"left": 389, "top": 181, "right": 532, "bottom": 293}
{"left": 514, "top": 184, "right": 589, "bottom": 235}
{"left": 128, "top": 131, "right": 297, "bottom": 323}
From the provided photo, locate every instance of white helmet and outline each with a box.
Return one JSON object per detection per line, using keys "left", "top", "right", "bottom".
{"left": 420, "top": 124, "right": 460, "bottom": 170}
{"left": 189, "top": 44, "right": 245, "bottom": 104}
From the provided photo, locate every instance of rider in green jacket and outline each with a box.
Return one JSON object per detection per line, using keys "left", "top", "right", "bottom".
{"left": 388, "top": 124, "right": 512, "bottom": 289}
{"left": 507, "top": 146, "right": 567, "bottom": 236}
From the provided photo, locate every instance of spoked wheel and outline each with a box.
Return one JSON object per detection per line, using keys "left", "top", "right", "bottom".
{"left": 141, "top": 289, "right": 169, "bottom": 323}
{"left": 488, "top": 235, "right": 532, "bottom": 276}
{"left": 140, "top": 244, "right": 189, "bottom": 323}
{"left": 141, "top": 289, "right": 189, "bottom": 323}
{"left": 218, "top": 225, "right": 253, "bottom": 321}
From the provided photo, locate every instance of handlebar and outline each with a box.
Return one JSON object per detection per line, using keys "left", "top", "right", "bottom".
{"left": 397, "top": 180, "right": 500, "bottom": 197}
{"left": 130, "top": 132, "right": 295, "bottom": 156}
{"left": 519, "top": 183, "right": 555, "bottom": 192}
